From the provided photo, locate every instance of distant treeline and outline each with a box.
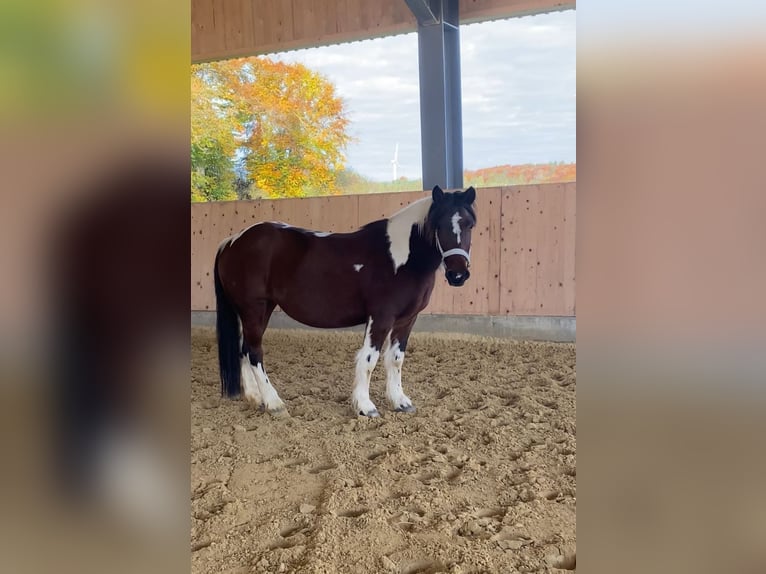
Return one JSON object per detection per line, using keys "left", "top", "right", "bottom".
{"left": 335, "top": 162, "right": 576, "bottom": 195}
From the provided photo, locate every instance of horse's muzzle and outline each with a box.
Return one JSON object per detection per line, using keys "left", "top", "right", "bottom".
{"left": 445, "top": 269, "right": 470, "bottom": 287}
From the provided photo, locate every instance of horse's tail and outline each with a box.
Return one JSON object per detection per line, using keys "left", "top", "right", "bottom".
{"left": 214, "top": 247, "right": 241, "bottom": 398}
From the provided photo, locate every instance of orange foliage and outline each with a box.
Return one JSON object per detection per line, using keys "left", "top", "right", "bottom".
{"left": 192, "top": 57, "right": 351, "bottom": 198}
{"left": 463, "top": 163, "right": 576, "bottom": 187}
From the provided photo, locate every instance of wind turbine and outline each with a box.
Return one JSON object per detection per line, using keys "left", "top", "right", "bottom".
{"left": 390, "top": 142, "right": 399, "bottom": 181}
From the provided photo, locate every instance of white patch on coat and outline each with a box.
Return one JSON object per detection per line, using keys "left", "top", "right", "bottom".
{"left": 217, "top": 237, "right": 231, "bottom": 254}
{"left": 451, "top": 211, "right": 462, "bottom": 244}
{"left": 351, "top": 318, "right": 381, "bottom": 416}
{"left": 249, "top": 361, "right": 286, "bottom": 414}
{"left": 385, "top": 197, "right": 433, "bottom": 273}
{"left": 240, "top": 355, "right": 262, "bottom": 406}
{"left": 313, "top": 231, "right": 332, "bottom": 237}
{"left": 383, "top": 340, "right": 412, "bottom": 410}
{"left": 353, "top": 264, "right": 364, "bottom": 272}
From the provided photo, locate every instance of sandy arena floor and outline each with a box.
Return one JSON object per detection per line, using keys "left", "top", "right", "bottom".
{"left": 191, "top": 327, "right": 576, "bottom": 573}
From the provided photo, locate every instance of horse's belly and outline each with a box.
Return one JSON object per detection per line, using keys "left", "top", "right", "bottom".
{"left": 275, "top": 278, "right": 366, "bottom": 329}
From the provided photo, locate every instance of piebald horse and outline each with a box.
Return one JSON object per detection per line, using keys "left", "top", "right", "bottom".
{"left": 214, "top": 185, "right": 476, "bottom": 417}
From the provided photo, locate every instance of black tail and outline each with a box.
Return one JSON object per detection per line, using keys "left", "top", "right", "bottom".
{"left": 214, "top": 249, "right": 241, "bottom": 398}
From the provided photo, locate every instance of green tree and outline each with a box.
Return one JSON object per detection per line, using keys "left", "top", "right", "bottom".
{"left": 191, "top": 71, "right": 238, "bottom": 201}
{"left": 191, "top": 57, "right": 350, "bottom": 200}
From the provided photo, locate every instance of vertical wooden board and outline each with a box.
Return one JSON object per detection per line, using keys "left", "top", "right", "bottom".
{"left": 222, "top": 0, "right": 255, "bottom": 52}
{"left": 340, "top": 0, "right": 362, "bottom": 34}
{"left": 360, "top": 0, "right": 382, "bottom": 31}
{"left": 191, "top": 0, "right": 221, "bottom": 59}
{"left": 334, "top": 0, "right": 349, "bottom": 34}
{"left": 252, "top": 0, "right": 268, "bottom": 47}
{"left": 210, "top": 0, "right": 227, "bottom": 55}
{"left": 519, "top": 186, "right": 542, "bottom": 314}
{"left": 534, "top": 184, "right": 566, "bottom": 316}
{"left": 563, "top": 182, "right": 576, "bottom": 315}
{"left": 191, "top": 205, "right": 201, "bottom": 309}
{"left": 485, "top": 188, "right": 503, "bottom": 315}
{"left": 321, "top": 0, "right": 339, "bottom": 36}
{"left": 291, "top": 0, "right": 315, "bottom": 42}
{"left": 500, "top": 186, "right": 538, "bottom": 315}
{"left": 261, "top": 0, "right": 294, "bottom": 45}
{"left": 498, "top": 189, "right": 515, "bottom": 315}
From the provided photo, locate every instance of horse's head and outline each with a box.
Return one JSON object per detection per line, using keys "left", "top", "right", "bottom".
{"left": 429, "top": 185, "right": 477, "bottom": 287}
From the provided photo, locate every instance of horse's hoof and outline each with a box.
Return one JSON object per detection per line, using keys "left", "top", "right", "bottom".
{"left": 394, "top": 404, "right": 417, "bottom": 414}
{"left": 244, "top": 396, "right": 264, "bottom": 411}
{"left": 359, "top": 409, "right": 380, "bottom": 418}
{"left": 268, "top": 406, "right": 290, "bottom": 419}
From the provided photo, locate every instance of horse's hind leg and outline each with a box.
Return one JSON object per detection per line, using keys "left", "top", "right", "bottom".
{"left": 240, "top": 300, "right": 287, "bottom": 417}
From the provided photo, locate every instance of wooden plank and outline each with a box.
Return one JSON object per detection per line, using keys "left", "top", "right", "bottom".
{"left": 222, "top": 0, "right": 256, "bottom": 53}
{"left": 485, "top": 188, "right": 502, "bottom": 315}
{"left": 191, "top": 0, "right": 223, "bottom": 60}
{"left": 563, "top": 182, "right": 576, "bottom": 314}
{"left": 500, "top": 186, "right": 539, "bottom": 315}
{"left": 535, "top": 184, "right": 565, "bottom": 315}
{"left": 292, "top": 0, "right": 318, "bottom": 43}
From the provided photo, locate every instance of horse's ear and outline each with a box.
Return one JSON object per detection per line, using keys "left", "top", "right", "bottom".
{"left": 463, "top": 186, "right": 476, "bottom": 204}
{"left": 432, "top": 185, "right": 444, "bottom": 203}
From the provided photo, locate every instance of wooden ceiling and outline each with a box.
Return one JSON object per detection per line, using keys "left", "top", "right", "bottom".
{"left": 192, "top": 0, "right": 575, "bottom": 63}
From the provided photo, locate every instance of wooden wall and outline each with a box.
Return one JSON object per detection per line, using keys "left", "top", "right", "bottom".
{"left": 191, "top": 183, "right": 575, "bottom": 316}
{"left": 191, "top": 0, "right": 575, "bottom": 63}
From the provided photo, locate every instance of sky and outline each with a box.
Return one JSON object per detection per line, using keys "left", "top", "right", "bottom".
{"left": 270, "top": 9, "right": 575, "bottom": 182}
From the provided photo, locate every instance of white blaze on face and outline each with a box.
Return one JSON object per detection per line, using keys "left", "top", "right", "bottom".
{"left": 385, "top": 197, "right": 433, "bottom": 273}
{"left": 353, "top": 264, "right": 364, "bottom": 272}
{"left": 351, "top": 318, "right": 381, "bottom": 416}
{"left": 451, "top": 211, "right": 462, "bottom": 244}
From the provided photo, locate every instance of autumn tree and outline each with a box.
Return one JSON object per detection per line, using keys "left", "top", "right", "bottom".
{"left": 191, "top": 57, "right": 350, "bottom": 200}
{"left": 191, "top": 70, "right": 238, "bottom": 201}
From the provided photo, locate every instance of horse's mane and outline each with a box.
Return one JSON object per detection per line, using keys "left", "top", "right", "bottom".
{"left": 383, "top": 197, "right": 433, "bottom": 271}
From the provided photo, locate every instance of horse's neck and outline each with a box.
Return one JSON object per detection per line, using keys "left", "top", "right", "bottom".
{"left": 408, "top": 227, "right": 442, "bottom": 275}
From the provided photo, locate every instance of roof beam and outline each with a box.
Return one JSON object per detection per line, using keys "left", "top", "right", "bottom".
{"left": 405, "top": 0, "right": 439, "bottom": 25}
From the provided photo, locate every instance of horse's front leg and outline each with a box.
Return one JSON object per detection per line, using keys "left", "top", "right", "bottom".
{"left": 351, "top": 316, "right": 390, "bottom": 417}
{"left": 384, "top": 316, "right": 417, "bottom": 413}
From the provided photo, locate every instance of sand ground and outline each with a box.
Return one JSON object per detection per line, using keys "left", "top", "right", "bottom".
{"left": 191, "top": 327, "right": 576, "bottom": 573}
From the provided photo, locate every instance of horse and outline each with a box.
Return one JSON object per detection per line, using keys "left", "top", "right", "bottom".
{"left": 213, "top": 185, "right": 476, "bottom": 417}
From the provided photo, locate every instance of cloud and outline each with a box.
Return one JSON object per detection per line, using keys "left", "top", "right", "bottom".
{"left": 271, "top": 10, "right": 575, "bottom": 181}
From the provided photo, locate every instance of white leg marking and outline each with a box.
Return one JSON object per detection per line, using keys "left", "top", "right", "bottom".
{"left": 451, "top": 211, "right": 462, "bottom": 244}
{"left": 241, "top": 355, "right": 263, "bottom": 406}
{"left": 351, "top": 318, "right": 380, "bottom": 416}
{"left": 249, "top": 361, "right": 287, "bottom": 416}
{"left": 353, "top": 263, "right": 364, "bottom": 272}
{"left": 384, "top": 340, "right": 414, "bottom": 412}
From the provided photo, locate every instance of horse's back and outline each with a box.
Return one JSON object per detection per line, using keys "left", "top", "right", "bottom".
{"left": 218, "top": 222, "right": 369, "bottom": 327}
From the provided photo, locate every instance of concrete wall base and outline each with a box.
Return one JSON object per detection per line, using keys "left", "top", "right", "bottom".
{"left": 192, "top": 311, "right": 575, "bottom": 343}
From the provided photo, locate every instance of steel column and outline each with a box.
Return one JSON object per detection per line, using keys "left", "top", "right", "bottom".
{"left": 408, "top": 0, "right": 463, "bottom": 190}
